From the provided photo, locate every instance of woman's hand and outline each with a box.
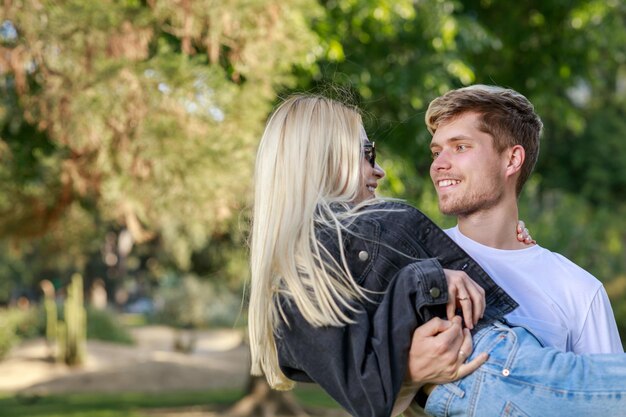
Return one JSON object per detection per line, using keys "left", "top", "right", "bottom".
{"left": 516, "top": 220, "right": 536, "bottom": 245}
{"left": 443, "top": 269, "right": 485, "bottom": 330}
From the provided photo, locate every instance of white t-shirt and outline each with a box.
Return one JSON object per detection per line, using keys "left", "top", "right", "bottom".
{"left": 446, "top": 226, "right": 623, "bottom": 354}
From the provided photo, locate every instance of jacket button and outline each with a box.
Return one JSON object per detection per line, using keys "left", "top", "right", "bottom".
{"left": 358, "top": 251, "right": 369, "bottom": 261}
{"left": 429, "top": 287, "right": 441, "bottom": 298}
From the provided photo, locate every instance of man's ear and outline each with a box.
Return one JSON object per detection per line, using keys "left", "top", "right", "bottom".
{"left": 505, "top": 145, "right": 525, "bottom": 178}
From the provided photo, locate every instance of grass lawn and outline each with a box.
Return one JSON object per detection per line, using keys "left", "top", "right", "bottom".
{"left": 0, "top": 386, "right": 342, "bottom": 417}
{"left": 0, "top": 390, "right": 236, "bottom": 417}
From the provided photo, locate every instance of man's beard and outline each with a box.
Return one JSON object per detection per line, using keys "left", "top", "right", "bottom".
{"left": 438, "top": 183, "right": 504, "bottom": 217}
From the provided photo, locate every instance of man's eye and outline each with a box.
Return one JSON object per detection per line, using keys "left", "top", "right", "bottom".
{"left": 457, "top": 145, "right": 467, "bottom": 152}
{"left": 431, "top": 152, "right": 440, "bottom": 159}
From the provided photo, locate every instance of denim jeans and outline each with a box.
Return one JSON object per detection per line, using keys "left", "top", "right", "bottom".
{"left": 425, "top": 321, "right": 626, "bottom": 416}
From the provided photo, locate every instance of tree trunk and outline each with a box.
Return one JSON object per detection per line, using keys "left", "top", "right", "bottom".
{"left": 227, "top": 375, "right": 310, "bottom": 417}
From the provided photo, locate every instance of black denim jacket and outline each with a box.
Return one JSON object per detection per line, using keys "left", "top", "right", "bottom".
{"left": 275, "top": 201, "right": 518, "bottom": 417}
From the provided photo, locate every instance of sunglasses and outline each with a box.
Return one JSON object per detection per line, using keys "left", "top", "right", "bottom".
{"left": 363, "top": 142, "right": 376, "bottom": 168}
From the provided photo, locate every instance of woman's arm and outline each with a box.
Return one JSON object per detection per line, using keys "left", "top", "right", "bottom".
{"left": 276, "top": 259, "right": 449, "bottom": 417}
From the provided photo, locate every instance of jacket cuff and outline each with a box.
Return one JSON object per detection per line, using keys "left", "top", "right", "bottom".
{"left": 412, "top": 258, "right": 448, "bottom": 309}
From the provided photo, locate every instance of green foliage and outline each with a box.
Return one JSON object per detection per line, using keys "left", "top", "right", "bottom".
{"left": 0, "top": 308, "right": 21, "bottom": 360}
{"left": 0, "top": 0, "right": 323, "bottom": 321}
{"left": 154, "top": 274, "right": 242, "bottom": 329}
{"left": 0, "top": 303, "right": 163, "bottom": 352}
{"left": 296, "top": 0, "right": 498, "bottom": 174}
{"left": 0, "top": 306, "right": 42, "bottom": 360}
{"left": 0, "top": 0, "right": 322, "bottom": 275}
{"left": 298, "top": 0, "right": 626, "bottom": 283}
{"left": 607, "top": 274, "right": 626, "bottom": 347}
{"left": 86, "top": 308, "right": 134, "bottom": 345}
{"left": 11, "top": 305, "right": 43, "bottom": 339}
{"left": 457, "top": 0, "right": 626, "bottom": 206}
{"left": 518, "top": 179, "right": 626, "bottom": 279}
{"left": 1, "top": 0, "right": 626, "bottom": 340}
{"left": 0, "top": 301, "right": 133, "bottom": 349}
{"left": 299, "top": 0, "right": 626, "bottom": 201}
{"left": 189, "top": 215, "right": 251, "bottom": 291}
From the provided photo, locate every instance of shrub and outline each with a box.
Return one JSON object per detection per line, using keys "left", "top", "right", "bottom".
{"left": 0, "top": 308, "right": 37, "bottom": 360}
{"left": 13, "top": 307, "right": 45, "bottom": 339}
{"left": 0, "top": 310, "right": 19, "bottom": 360}
{"left": 86, "top": 307, "right": 134, "bottom": 345}
{"left": 154, "top": 274, "right": 242, "bottom": 329}
{"left": 0, "top": 302, "right": 135, "bottom": 363}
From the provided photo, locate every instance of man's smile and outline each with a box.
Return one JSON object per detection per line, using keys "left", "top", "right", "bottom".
{"left": 437, "top": 179, "right": 461, "bottom": 188}
{"left": 434, "top": 177, "right": 462, "bottom": 190}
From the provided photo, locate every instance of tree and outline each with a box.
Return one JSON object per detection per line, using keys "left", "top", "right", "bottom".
{"left": 293, "top": 0, "right": 626, "bottom": 280}
{"left": 1, "top": 1, "right": 327, "bottom": 415}
{"left": 0, "top": 0, "right": 321, "bottom": 286}
{"left": 458, "top": 0, "right": 626, "bottom": 206}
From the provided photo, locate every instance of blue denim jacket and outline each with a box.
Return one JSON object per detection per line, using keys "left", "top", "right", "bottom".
{"left": 275, "top": 201, "right": 518, "bottom": 417}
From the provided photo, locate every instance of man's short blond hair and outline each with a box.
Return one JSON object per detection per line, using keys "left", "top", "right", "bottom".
{"left": 426, "top": 85, "right": 543, "bottom": 195}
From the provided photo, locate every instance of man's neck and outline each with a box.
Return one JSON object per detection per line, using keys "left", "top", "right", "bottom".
{"left": 456, "top": 200, "right": 529, "bottom": 250}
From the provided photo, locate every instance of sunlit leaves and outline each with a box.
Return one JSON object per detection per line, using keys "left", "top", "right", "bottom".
{"left": 290, "top": 0, "right": 626, "bottom": 308}
{"left": 0, "top": 0, "right": 322, "bottom": 276}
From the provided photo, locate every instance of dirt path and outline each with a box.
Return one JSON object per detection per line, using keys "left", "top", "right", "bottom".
{"left": 0, "top": 326, "right": 249, "bottom": 395}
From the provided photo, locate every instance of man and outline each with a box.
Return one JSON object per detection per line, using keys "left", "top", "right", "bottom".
{"left": 426, "top": 84, "right": 622, "bottom": 354}
{"left": 396, "top": 86, "right": 622, "bottom": 416}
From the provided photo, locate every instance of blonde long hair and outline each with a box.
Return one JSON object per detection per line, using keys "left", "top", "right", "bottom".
{"left": 249, "top": 95, "right": 372, "bottom": 389}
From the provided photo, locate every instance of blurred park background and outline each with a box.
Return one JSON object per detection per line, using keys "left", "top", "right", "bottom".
{"left": 0, "top": 0, "right": 625, "bottom": 416}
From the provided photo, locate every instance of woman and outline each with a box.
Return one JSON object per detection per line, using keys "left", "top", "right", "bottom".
{"left": 248, "top": 94, "right": 626, "bottom": 417}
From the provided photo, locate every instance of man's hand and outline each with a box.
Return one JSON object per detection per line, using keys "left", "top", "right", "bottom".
{"left": 443, "top": 269, "right": 485, "bottom": 329}
{"left": 405, "top": 316, "right": 488, "bottom": 386}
